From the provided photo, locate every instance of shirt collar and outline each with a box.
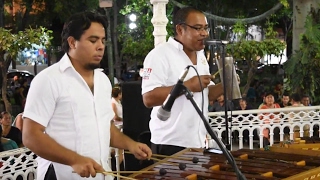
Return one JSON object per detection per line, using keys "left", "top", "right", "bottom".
{"left": 59, "top": 53, "right": 73, "bottom": 72}
{"left": 168, "top": 37, "right": 184, "bottom": 51}
{"left": 168, "top": 37, "right": 205, "bottom": 54}
{"left": 59, "top": 53, "right": 104, "bottom": 73}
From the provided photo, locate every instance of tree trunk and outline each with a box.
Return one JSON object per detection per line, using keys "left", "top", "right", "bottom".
{"left": 18, "top": 0, "right": 32, "bottom": 31}
{"left": 12, "top": 59, "right": 16, "bottom": 69}
{"left": 1, "top": 62, "right": 11, "bottom": 113}
{"left": 0, "top": 0, "right": 4, "bottom": 27}
{"left": 292, "top": 0, "right": 320, "bottom": 53}
{"left": 243, "top": 60, "right": 258, "bottom": 95}
{"left": 112, "top": 0, "right": 121, "bottom": 79}
{"left": 104, "top": 8, "right": 114, "bottom": 85}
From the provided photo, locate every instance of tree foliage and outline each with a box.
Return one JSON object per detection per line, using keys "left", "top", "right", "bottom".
{"left": 0, "top": 27, "right": 52, "bottom": 112}
{"left": 226, "top": 16, "right": 286, "bottom": 94}
{"left": 284, "top": 7, "right": 320, "bottom": 104}
{"left": 118, "top": 0, "right": 174, "bottom": 64}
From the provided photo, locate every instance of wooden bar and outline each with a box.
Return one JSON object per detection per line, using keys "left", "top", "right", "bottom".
{"left": 129, "top": 148, "right": 320, "bottom": 179}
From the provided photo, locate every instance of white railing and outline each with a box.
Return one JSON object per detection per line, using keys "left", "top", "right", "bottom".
{"left": 208, "top": 105, "right": 320, "bottom": 150}
{"left": 0, "top": 147, "right": 37, "bottom": 180}
{"left": 1, "top": 106, "right": 319, "bottom": 179}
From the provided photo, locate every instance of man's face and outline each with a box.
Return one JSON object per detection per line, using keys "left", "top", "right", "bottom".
{"left": 178, "top": 12, "right": 209, "bottom": 51}
{"left": 72, "top": 22, "right": 106, "bottom": 70}
{"left": 282, "top": 96, "right": 290, "bottom": 105}
{"left": 302, "top": 97, "right": 310, "bottom": 106}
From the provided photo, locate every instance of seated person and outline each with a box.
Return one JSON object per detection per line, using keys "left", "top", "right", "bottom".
{"left": 0, "top": 127, "right": 18, "bottom": 151}
{"left": 209, "top": 95, "right": 234, "bottom": 112}
{"left": 1, "top": 111, "right": 23, "bottom": 147}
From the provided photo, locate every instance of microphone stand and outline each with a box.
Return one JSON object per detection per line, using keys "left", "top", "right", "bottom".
{"left": 206, "top": 39, "right": 231, "bottom": 150}
{"left": 221, "top": 42, "right": 231, "bottom": 150}
{"left": 182, "top": 86, "right": 247, "bottom": 180}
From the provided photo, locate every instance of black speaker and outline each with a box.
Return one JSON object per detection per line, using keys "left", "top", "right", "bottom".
{"left": 121, "top": 81, "right": 153, "bottom": 171}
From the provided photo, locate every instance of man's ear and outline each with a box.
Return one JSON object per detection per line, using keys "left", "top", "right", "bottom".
{"left": 67, "top": 37, "right": 76, "bottom": 49}
{"left": 176, "top": 24, "right": 184, "bottom": 36}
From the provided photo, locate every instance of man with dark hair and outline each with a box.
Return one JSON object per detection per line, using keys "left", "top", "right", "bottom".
{"left": 301, "top": 95, "right": 311, "bottom": 106}
{"left": 141, "top": 7, "right": 223, "bottom": 156}
{"left": 22, "top": 11, "right": 151, "bottom": 180}
{"left": 279, "top": 92, "right": 290, "bottom": 107}
{"left": 290, "top": 93, "right": 302, "bottom": 105}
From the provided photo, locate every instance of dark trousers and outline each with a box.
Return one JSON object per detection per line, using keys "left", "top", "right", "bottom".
{"left": 44, "top": 164, "right": 57, "bottom": 180}
{"left": 151, "top": 143, "right": 185, "bottom": 156}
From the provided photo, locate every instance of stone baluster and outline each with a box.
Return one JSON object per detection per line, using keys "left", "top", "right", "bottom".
{"left": 150, "top": 0, "right": 169, "bottom": 47}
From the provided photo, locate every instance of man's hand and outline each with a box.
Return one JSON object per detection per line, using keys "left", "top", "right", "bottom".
{"left": 71, "top": 155, "right": 105, "bottom": 178}
{"left": 128, "top": 142, "right": 152, "bottom": 160}
{"left": 184, "top": 75, "right": 211, "bottom": 92}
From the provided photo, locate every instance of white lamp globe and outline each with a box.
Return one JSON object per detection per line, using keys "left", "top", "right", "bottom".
{"left": 129, "top": 23, "right": 137, "bottom": 29}
{"left": 129, "top": 14, "right": 137, "bottom": 22}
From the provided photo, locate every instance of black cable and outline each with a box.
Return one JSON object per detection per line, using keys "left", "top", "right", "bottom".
{"left": 188, "top": 66, "right": 204, "bottom": 115}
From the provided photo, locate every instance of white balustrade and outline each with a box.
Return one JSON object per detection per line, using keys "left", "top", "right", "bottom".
{"left": 208, "top": 105, "right": 320, "bottom": 150}
{"left": 0, "top": 147, "right": 37, "bottom": 180}
{"left": 1, "top": 106, "right": 320, "bottom": 179}
{"left": 150, "top": 0, "right": 169, "bottom": 47}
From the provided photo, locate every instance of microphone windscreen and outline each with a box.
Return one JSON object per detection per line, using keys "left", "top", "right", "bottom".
{"left": 157, "top": 108, "right": 171, "bottom": 121}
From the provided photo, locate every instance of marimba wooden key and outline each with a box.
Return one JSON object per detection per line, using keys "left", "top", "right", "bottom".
{"left": 129, "top": 148, "right": 320, "bottom": 180}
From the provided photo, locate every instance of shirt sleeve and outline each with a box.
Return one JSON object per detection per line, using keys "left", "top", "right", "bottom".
{"left": 141, "top": 50, "right": 169, "bottom": 95}
{"left": 23, "top": 73, "right": 58, "bottom": 127}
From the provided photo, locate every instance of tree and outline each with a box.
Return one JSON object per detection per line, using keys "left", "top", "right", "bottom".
{"left": 171, "top": 0, "right": 286, "bottom": 24}
{"left": 118, "top": 0, "right": 174, "bottom": 67}
{"left": 284, "top": 8, "right": 320, "bottom": 104}
{"left": 118, "top": 0, "right": 287, "bottom": 65}
{"left": 225, "top": 19, "right": 286, "bottom": 95}
{"left": 0, "top": 27, "right": 52, "bottom": 112}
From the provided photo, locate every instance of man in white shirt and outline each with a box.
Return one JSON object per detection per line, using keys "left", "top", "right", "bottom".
{"left": 22, "top": 11, "right": 151, "bottom": 180}
{"left": 141, "top": 7, "right": 223, "bottom": 156}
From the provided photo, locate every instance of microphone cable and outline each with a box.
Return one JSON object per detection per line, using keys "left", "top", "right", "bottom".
{"left": 188, "top": 65, "right": 204, "bottom": 115}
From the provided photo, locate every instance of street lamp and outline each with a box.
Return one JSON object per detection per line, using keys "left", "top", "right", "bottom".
{"left": 129, "top": 23, "right": 137, "bottom": 29}
{"left": 128, "top": 14, "right": 137, "bottom": 30}
{"left": 129, "top": 14, "right": 136, "bottom": 22}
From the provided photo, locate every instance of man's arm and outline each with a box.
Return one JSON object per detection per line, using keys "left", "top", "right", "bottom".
{"left": 143, "top": 75, "right": 212, "bottom": 108}
{"left": 110, "top": 123, "right": 151, "bottom": 160}
{"left": 142, "top": 86, "right": 173, "bottom": 108}
{"left": 208, "top": 83, "right": 223, "bottom": 101}
{"left": 23, "top": 118, "right": 104, "bottom": 177}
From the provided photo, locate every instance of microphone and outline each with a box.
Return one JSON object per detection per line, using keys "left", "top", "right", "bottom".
{"left": 205, "top": 39, "right": 229, "bottom": 45}
{"left": 157, "top": 66, "right": 190, "bottom": 121}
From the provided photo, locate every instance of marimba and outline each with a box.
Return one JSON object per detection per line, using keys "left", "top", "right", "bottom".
{"left": 129, "top": 148, "right": 320, "bottom": 180}
{"left": 270, "top": 137, "right": 320, "bottom": 156}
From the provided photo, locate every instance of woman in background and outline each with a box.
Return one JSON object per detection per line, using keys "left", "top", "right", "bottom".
{"left": 110, "top": 86, "right": 124, "bottom": 169}
{"left": 111, "top": 86, "right": 123, "bottom": 125}
{"left": 1, "top": 111, "right": 23, "bottom": 147}
{"left": 259, "top": 92, "right": 280, "bottom": 146}
{"left": 0, "top": 127, "right": 18, "bottom": 151}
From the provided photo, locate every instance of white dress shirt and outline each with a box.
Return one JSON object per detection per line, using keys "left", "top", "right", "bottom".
{"left": 141, "top": 37, "right": 212, "bottom": 148}
{"left": 23, "top": 54, "right": 114, "bottom": 180}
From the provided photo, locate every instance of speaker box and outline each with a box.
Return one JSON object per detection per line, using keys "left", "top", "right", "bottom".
{"left": 121, "top": 81, "right": 153, "bottom": 171}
